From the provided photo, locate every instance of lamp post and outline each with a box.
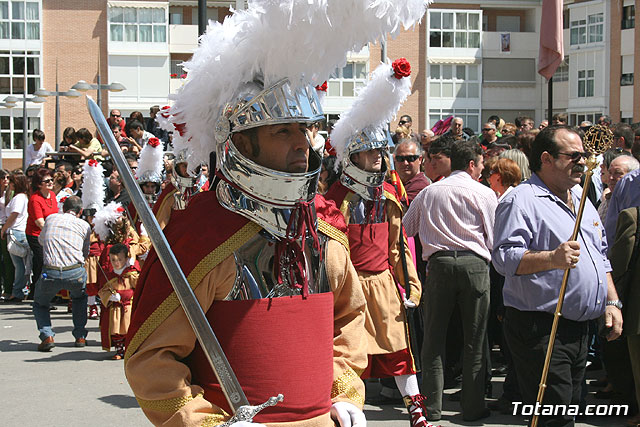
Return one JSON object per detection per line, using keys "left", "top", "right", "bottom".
{"left": 3, "top": 94, "right": 47, "bottom": 170}
{"left": 71, "top": 79, "right": 125, "bottom": 111}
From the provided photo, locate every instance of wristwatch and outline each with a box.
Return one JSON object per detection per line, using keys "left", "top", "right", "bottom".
{"left": 606, "top": 300, "right": 623, "bottom": 310}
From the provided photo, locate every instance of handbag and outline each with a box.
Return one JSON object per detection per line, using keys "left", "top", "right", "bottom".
{"left": 6, "top": 230, "right": 29, "bottom": 257}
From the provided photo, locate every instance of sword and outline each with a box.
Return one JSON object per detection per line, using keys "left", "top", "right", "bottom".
{"left": 86, "top": 96, "right": 283, "bottom": 425}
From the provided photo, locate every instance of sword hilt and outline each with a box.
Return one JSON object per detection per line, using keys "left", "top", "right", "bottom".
{"left": 219, "top": 394, "right": 284, "bottom": 426}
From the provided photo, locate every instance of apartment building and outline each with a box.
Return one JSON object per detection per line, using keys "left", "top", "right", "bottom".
{"left": 0, "top": 0, "right": 637, "bottom": 169}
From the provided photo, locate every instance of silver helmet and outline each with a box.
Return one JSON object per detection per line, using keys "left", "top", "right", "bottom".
{"left": 340, "top": 126, "right": 390, "bottom": 201}
{"left": 214, "top": 78, "right": 326, "bottom": 238}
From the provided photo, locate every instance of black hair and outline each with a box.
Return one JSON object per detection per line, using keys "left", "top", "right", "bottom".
{"left": 128, "top": 120, "right": 144, "bottom": 131}
{"left": 428, "top": 134, "right": 455, "bottom": 158}
{"left": 450, "top": 140, "right": 483, "bottom": 172}
{"left": 32, "top": 129, "right": 45, "bottom": 142}
{"left": 529, "top": 125, "right": 577, "bottom": 172}
{"left": 109, "top": 243, "right": 129, "bottom": 258}
{"left": 612, "top": 123, "right": 634, "bottom": 150}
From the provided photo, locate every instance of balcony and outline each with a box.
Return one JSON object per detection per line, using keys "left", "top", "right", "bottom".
{"left": 169, "top": 24, "right": 198, "bottom": 53}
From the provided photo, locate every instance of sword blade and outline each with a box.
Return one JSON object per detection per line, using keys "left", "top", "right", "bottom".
{"left": 86, "top": 96, "right": 250, "bottom": 412}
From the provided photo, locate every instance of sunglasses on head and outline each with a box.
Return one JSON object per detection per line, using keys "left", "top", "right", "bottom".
{"left": 556, "top": 151, "right": 589, "bottom": 162}
{"left": 395, "top": 154, "right": 420, "bottom": 163}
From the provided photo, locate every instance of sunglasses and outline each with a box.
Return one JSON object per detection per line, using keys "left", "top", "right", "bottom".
{"left": 42, "top": 178, "right": 53, "bottom": 184}
{"left": 482, "top": 128, "right": 494, "bottom": 132}
{"left": 395, "top": 155, "right": 420, "bottom": 163}
{"left": 556, "top": 151, "right": 589, "bottom": 162}
{"left": 111, "top": 114, "right": 121, "bottom": 118}
{"left": 398, "top": 120, "right": 409, "bottom": 125}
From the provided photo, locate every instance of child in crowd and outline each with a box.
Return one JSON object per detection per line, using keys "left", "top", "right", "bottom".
{"left": 98, "top": 243, "right": 139, "bottom": 360}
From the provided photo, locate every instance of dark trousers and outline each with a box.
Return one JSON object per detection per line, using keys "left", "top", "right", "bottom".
{"left": 504, "top": 307, "right": 588, "bottom": 427}
{"left": 422, "top": 253, "right": 489, "bottom": 420}
{"left": 26, "top": 234, "right": 43, "bottom": 297}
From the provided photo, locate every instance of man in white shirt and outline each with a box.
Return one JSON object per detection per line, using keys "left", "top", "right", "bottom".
{"left": 403, "top": 140, "right": 497, "bottom": 422}
{"left": 24, "top": 129, "right": 53, "bottom": 167}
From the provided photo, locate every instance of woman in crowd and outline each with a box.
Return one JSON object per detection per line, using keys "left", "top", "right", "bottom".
{"left": 0, "top": 169, "right": 14, "bottom": 299}
{"left": 1, "top": 172, "right": 30, "bottom": 301}
{"left": 53, "top": 171, "right": 74, "bottom": 212}
{"left": 500, "top": 149, "right": 531, "bottom": 181}
{"left": 61, "top": 127, "right": 76, "bottom": 147}
{"left": 71, "top": 165, "right": 83, "bottom": 197}
{"left": 488, "top": 158, "right": 522, "bottom": 200}
{"left": 26, "top": 168, "right": 58, "bottom": 298}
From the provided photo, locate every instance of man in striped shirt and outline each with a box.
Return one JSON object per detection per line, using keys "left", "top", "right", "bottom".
{"left": 403, "top": 140, "right": 497, "bottom": 422}
{"left": 33, "top": 196, "right": 91, "bottom": 352}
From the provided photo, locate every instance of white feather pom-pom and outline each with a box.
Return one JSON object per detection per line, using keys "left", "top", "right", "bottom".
{"left": 136, "top": 137, "right": 164, "bottom": 183}
{"left": 330, "top": 59, "right": 413, "bottom": 165}
{"left": 93, "top": 201, "right": 125, "bottom": 242}
{"left": 81, "top": 160, "right": 105, "bottom": 211}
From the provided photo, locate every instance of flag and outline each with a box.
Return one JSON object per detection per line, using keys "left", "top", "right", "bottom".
{"left": 538, "top": 0, "right": 564, "bottom": 80}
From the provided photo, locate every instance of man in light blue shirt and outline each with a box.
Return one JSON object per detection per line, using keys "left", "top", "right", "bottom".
{"left": 492, "top": 126, "right": 622, "bottom": 426}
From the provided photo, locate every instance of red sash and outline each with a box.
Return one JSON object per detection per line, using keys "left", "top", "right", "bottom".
{"left": 187, "top": 293, "right": 334, "bottom": 423}
{"left": 348, "top": 222, "right": 389, "bottom": 273}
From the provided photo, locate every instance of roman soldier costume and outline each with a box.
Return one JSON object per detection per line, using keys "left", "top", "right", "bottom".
{"left": 122, "top": 1, "right": 428, "bottom": 426}
{"left": 324, "top": 59, "right": 436, "bottom": 427}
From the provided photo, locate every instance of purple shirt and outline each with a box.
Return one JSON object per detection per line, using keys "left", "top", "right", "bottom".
{"left": 605, "top": 168, "right": 640, "bottom": 249}
{"left": 492, "top": 173, "right": 610, "bottom": 321}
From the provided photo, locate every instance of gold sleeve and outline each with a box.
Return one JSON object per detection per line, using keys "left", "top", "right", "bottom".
{"left": 124, "top": 256, "right": 237, "bottom": 427}
{"left": 325, "top": 239, "right": 368, "bottom": 409}
{"left": 387, "top": 200, "right": 422, "bottom": 306}
{"left": 127, "top": 227, "right": 151, "bottom": 258}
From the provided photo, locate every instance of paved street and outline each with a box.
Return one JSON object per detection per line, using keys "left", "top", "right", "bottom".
{"left": 1, "top": 300, "right": 631, "bottom": 427}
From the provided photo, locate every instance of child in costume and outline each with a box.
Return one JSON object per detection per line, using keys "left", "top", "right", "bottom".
{"left": 98, "top": 243, "right": 140, "bottom": 359}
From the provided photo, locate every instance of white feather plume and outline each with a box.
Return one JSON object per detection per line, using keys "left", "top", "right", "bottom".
{"left": 93, "top": 201, "right": 124, "bottom": 242}
{"left": 169, "top": 0, "right": 429, "bottom": 170}
{"left": 330, "top": 61, "right": 413, "bottom": 165}
{"left": 81, "top": 160, "right": 105, "bottom": 211}
{"left": 155, "top": 106, "right": 175, "bottom": 133}
{"left": 136, "top": 138, "right": 164, "bottom": 183}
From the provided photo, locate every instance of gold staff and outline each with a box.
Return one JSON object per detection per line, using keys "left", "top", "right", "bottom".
{"left": 530, "top": 124, "right": 614, "bottom": 427}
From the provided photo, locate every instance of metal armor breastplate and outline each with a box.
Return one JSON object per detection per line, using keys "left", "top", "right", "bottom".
{"left": 225, "top": 230, "right": 331, "bottom": 300}
{"left": 346, "top": 194, "right": 386, "bottom": 225}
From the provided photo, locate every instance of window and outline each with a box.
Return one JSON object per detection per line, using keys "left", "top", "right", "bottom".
{"left": 429, "top": 11, "right": 481, "bottom": 48}
{"left": 570, "top": 13, "right": 604, "bottom": 45}
{"left": 622, "top": 5, "right": 635, "bottom": 30}
{"left": 554, "top": 59, "right": 569, "bottom": 82}
{"left": 327, "top": 62, "right": 367, "bottom": 97}
{"left": 577, "top": 70, "right": 594, "bottom": 97}
{"left": 569, "top": 112, "right": 602, "bottom": 126}
{"left": 109, "top": 6, "right": 167, "bottom": 43}
{"left": 621, "top": 73, "right": 634, "bottom": 86}
{"left": 0, "top": 50, "right": 40, "bottom": 96}
{"left": 170, "top": 59, "right": 184, "bottom": 77}
{"left": 587, "top": 13, "right": 603, "bottom": 43}
{"left": 428, "top": 108, "right": 480, "bottom": 134}
{"left": 0, "top": 1, "right": 39, "bottom": 40}
{"left": 570, "top": 19, "right": 586, "bottom": 45}
{"left": 429, "top": 64, "right": 479, "bottom": 98}
{"left": 0, "top": 114, "right": 39, "bottom": 150}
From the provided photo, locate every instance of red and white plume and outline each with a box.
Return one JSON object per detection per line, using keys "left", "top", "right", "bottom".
{"left": 81, "top": 159, "right": 105, "bottom": 211}
{"left": 93, "top": 201, "right": 125, "bottom": 242}
{"left": 168, "top": 0, "right": 429, "bottom": 170}
{"left": 136, "top": 137, "right": 164, "bottom": 184}
{"left": 331, "top": 58, "right": 413, "bottom": 165}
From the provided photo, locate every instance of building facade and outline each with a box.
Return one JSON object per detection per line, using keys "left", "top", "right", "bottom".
{"left": 0, "top": 0, "right": 637, "bottom": 169}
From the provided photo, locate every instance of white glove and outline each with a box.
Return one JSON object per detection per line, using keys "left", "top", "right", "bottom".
{"left": 109, "top": 293, "right": 121, "bottom": 302}
{"left": 228, "top": 422, "right": 266, "bottom": 427}
{"left": 331, "top": 401, "right": 367, "bottom": 427}
{"left": 403, "top": 298, "right": 417, "bottom": 309}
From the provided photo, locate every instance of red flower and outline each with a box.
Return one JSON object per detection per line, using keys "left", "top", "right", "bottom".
{"left": 88, "top": 159, "right": 98, "bottom": 167}
{"left": 180, "top": 73, "right": 187, "bottom": 79}
{"left": 60, "top": 196, "right": 68, "bottom": 203}
{"left": 116, "top": 207, "right": 125, "bottom": 213}
{"left": 170, "top": 73, "right": 177, "bottom": 78}
{"left": 148, "top": 137, "right": 160, "bottom": 147}
{"left": 315, "top": 81, "right": 328, "bottom": 92}
{"left": 392, "top": 58, "right": 411, "bottom": 79}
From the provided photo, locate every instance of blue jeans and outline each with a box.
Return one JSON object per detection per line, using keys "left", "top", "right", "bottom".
{"left": 8, "top": 230, "right": 29, "bottom": 299}
{"left": 32, "top": 266, "right": 88, "bottom": 341}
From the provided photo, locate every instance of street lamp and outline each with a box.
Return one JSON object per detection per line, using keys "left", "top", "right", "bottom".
{"left": 4, "top": 94, "right": 47, "bottom": 170}
{"left": 71, "top": 79, "right": 125, "bottom": 111}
